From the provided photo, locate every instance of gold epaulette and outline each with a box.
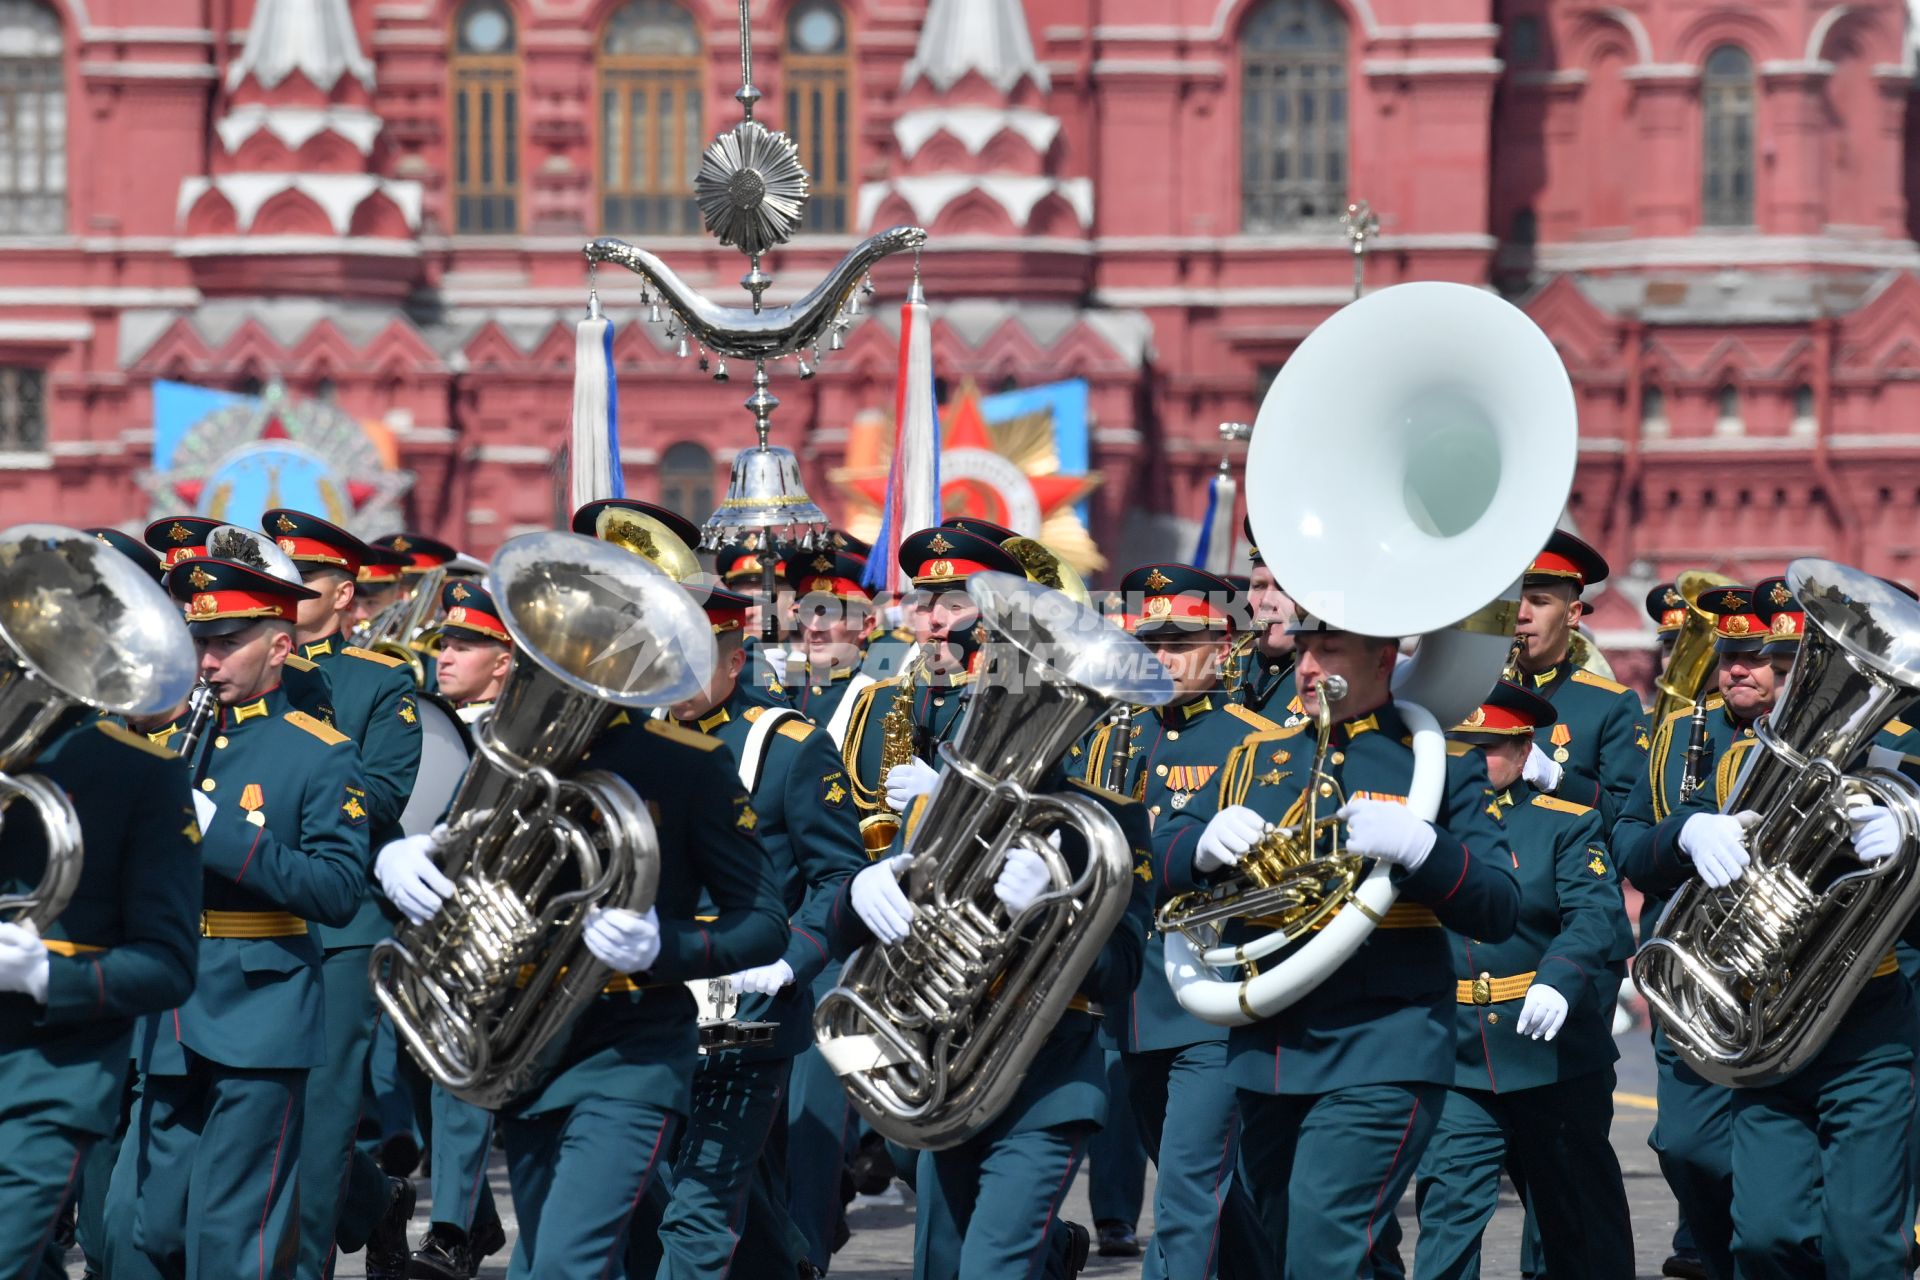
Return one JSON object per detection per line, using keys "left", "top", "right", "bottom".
{"left": 342, "top": 645, "right": 406, "bottom": 669}
{"left": 1445, "top": 740, "right": 1474, "bottom": 758}
{"left": 645, "top": 718, "right": 724, "bottom": 752}
{"left": 96, "top": 720, "right": 179, "bottom": 760}
{"left": 1223, "top": 703, "right": 1282, "bottom": 732}
{"left": 286, "top": 710, "right": 350, "bottom": 746}
{"left": 284, "top": 654, "right": 318, "bottom": 673}
{"left": 1532, "top": 793, "right": 1595, "bottom": 816}
{"left": 777, "top": 718, "right": 814, "bottom": 742}
{"left": 1571, "top": 669, "right": 1630, "bottom": 695}
{"left": 743, "top": 705, "right": 765, "bottom": 723}
{"left": 1889, "top": 718, "right": 1914, "bottom": 736}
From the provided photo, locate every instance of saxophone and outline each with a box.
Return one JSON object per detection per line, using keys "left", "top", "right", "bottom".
{"left": 855, "top": 656, "right": 924, "bottom": 855}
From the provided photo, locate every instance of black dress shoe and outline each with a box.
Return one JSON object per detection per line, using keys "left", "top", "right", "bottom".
{"left": 468, "top": 1205, "right": 506, "bottom": 1270}
{"left": 407, "top": 1223, "right": 472, "bottom": 1280}
{"left": 848, "top": 1135, "right": 897, "bottom": 1196}
{"left": 365, "top": 1176, "right": 417, "bottom": 1279}
{"left": 1096, "top": 1219, "right": 1141, "bottom": 1257}
{"left": 1062, "top": 1221, "right": 1092, "bottom": 1276}
{"left": 1661, "top": 1252, "right": 1708, "bottom": 1280}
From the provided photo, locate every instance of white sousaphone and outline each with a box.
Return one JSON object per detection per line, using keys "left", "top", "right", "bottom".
{"left": 1163, "top": 281, "right": 1578, "bottom": 1026}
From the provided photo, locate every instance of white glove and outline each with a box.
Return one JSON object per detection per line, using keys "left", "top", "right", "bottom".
{"left": 1196, "top": 806, "right": 1266, "bottom": 875}
{"left": 1522, "top": 742, "right": 1562, "bottom": 793}
{"left": 884, "top": 758, "right": 939, "bottom": 812}
{"left": 1679, "top": 811, "right": 1758, "bottom": 888}
{"left": 1849, "top": 804, "right": 1904, "bottom": 865}
{"left": 993, "top": 845, "right": 1052, "bottom": 915}
{"left": 851, "top": 854, "right": 915, "bottom": 944}
{"left": 729, "top": 959, "right": 795, "bottom": 996}
{"left": 582, "top": 906, "right": 661, "bottom": 973}
{"left": 376, "top": 830, "right": 455, "bottom": 926}
{"left": 192, "top": 791, "right": 217, "bottom": 831}
{"left": 0, "top": 921, "right": 50, "bottom": 1004}
{"left": 1338, "top": 800, "right": 1437, "bottom": 873}
{"left": 1516, "top": 984, "right": 1569, "bottom": 1041}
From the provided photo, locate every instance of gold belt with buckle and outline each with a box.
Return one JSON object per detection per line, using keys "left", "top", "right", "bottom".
{"left": 200, "top": 910, "right": 308, "bottom": 938}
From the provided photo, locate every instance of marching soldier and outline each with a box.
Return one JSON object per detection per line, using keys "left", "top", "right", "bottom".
{"left": 1612, "top": 585, "right": 1777, "bottom": 1280}
{"left": 626, "top": 583, "right": 865, "bottom": 1279}
{"left": 403, "top": 583, "right": 512, "bottom": 1278}
{"left": 1411, "top": 681, "right": 1635, "bottom": 1279}
{"left": 1511, "top": 531, "right": 1648, "bottom": 826}
{"left": 830, "top": 673, "right": 1156, "bottom": 1278}
{"left": 1082, "top": 563, "right": 1277, "bottom": 1280}
{"left": 1228, "top": 516, "right": 1296, "bottom": 716}
{"left": 349, "top": 546, "right": 410, "bottom": 634}
{"left": 259, "top": 508, "right": 424, "bottom": 1280}
{"left": 841, "top": 527, "right": 1026, "bottom": 854}
{"left": 105, "top": 559, "right": 372, "bottom": 1280}
{"left": 1718, "top": 577, "right": 1920, "bottom": 1276}
{"left": 1153, "top": 606, "right": 1519, "bottom": 1271}
{"left": 783, "top": 543, "right": 880, "bottom": 738}
{"left": 1647, "top": 581, "right": 1687, "bottom": 664}
{"left": 0, "top": 705, "right": 200, "bottom": 1271}
{"left": 373, "top": 668, "right": 788, "bottom": 1275}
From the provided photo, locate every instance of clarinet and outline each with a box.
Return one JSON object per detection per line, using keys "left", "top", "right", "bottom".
{"left": 1678, "top": 688, "right": 1713, "bottom": 804}
{"left": 173, "top": 680, "right": 218, "bottom": 778}
{"left": 1101, "top": 704, "right": 1135, "bottom": 793}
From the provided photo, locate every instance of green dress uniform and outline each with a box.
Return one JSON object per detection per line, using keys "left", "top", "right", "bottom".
{"left": 106, "top": 685, "right": 371, "bottom": 1280}
{"left": 0, "top": 718, "right": 200, "bottom": 1271}
{"left": 1083, "top": 691, "right": 1280, "bottom": 1280}
{"left": 1411, "top": 785, "right": 1636, "bottom": 1280}
{"left": 291, "top": 635, "right": 421, "bottom": 1276}
{"left": 628, "top": 675, "right": 865, "bottom": 1280}
{"left": 1153, "top": 701, "right": 1520, "bottom": 1272}
{"left": 822, "top": 774, "right": 1154, "bottom": 1280}
{"left": 496, "top": 714, "right": 787, "bottom": 1278}
{"left": 788, "top": 665, "right": 878, "bottom": 742}
{"left": 841, "top": 667, "right": 973, "bottom": 849}
{"left": 1612, "top": 694, "right": 1753, "bottom": 1279}
{"left": 1228, "top": 649, "right": 1295, "bottom": 719}
{"left": 1521, "top": 658, "right": 1647, "bottom": 827}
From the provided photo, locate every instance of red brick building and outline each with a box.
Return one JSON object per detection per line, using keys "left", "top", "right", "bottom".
{"left": 1, "top": 0, "right": 1917, "bottom": 657}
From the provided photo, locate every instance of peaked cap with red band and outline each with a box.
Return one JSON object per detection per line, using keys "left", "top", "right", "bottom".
{"left": 144, "top": 515, "right": 222, "bottom": 569}
{"left": 439, "top": 579, "right": 511, "bottom": 644}
{"left": 357, "top": 545, "right": 409, "bottom": 586}
{"left": 167, "top": 557, "right": 319, "bottom": 638}
{"left": 784, "top": 546, "right": 875, "bottom": 602}
{"left": 1452, "top": 680, "right": 1559, "bottom": 736}
{"left": 1701, "top": 585, "right": 1766, "bottom": 654}
{"left": 89, "top": 528, "right": 163, "bottom": 583}
{"left": 371, "top": 532, "right": 460, "bottom": 574}
{"left": 1646, "top": 581, "right": 1687, "bottom": 635}
{"left": 1752, "top": 575, "right": 1804, "bottom": 655}
{"left": 684, "top": 582, "right": 754, "bottom": 634}
{"left": 899, "top": 526, "right": 1023, "bottom": 588}
{"left": 260, "top": 508, "right": 370, "bottom": 578}
{"left": 1120, "top": 562, "right": 1236, "bottom": 634}
{"left": 1526, "top": 529, "right": 1610, "bottom": 590}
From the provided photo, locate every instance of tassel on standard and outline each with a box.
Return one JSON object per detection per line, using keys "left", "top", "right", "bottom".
{"left": 569, "top": 295, "right": 624, "bottom": 510}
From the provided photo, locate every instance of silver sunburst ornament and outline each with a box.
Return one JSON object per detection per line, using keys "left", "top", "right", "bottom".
{"left": 696, "top": 121, "right": 809, "bottom": 259}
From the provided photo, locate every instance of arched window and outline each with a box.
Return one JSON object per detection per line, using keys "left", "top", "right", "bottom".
{"left": 1702, "top": 45, "right": 1754, "bottom": 227}
{"left": 599, "top": 0, "right": 704, "bottom": 234}
{"left": 450, "top": 0, "right": 519, "bottom": 234}
{"left": 660, "top": 441, "right": 713, "bottom": 524}
{"left": 785, "top": 0, "right": 850, "bottom": 233}
{"left": 1241, "top": 0, "right": 1348, "bottom": 232}
{"left": 0, "top": 0, "right": 66, "bottom": 235}
{"left": 1715, "top": 383, "right": 1743, "bottom": 436}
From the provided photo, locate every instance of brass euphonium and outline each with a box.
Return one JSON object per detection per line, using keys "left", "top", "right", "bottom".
{"left": 352, "top": 565, "right": 447, "bottom": 687}
{"left": 1637, "top": 559, "right": 1920, "bottom": 1088}
{"left": 814, "top": 573, "right": 1173, "bottom": 1149}
{"left": 0, "top": 526, "right": 196, "bottom": 927}
{"left": 370, "top": 532, "right": 716, "bottom": 1108}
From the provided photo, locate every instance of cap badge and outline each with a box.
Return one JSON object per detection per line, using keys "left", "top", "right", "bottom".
{"left": 1726, "top": 615, "right": 1751, "bottom": 636}
{"left": 274, "top": 515, "right": 298, "bottom": 534}
{"left": 391, "top": 536, "right": 411, "bottom": 552}
{"left": 276, "top": 538, "right": 296, "bottom": 554}
{"left": 167, "top": 522, "right": 192, "bottom": 544}
{"left": 927, "top": 533, "right": 955, "bottom": 555}
{"left": 188, "top": 566, "right": 214, "bottom": 590}
{"left": 1466, "top": 707, "right": 1486, "bottom": 727}
{"left": 451, "top": 584, "right": 472, "bottom": 601}
{"left": 1719, "top": 591, "right": 1745, "bottom": 610}
{"left": 1664, "top": 587, "right": 1683, "bottom": 607}
{"left": 191, "top": 594, "right": 217, "bottom": 616}
{"left": 928, "top": 559, "right": 954, "bottom": 580}
{"left": 812, "top": 554, "right": 834, "bottom": 572}
{"left": 1144, "top": 569, "right": 1173, "bottom": 592}
{"left": 1145, "top": 596, "right": 1174, "bottom": 618}
{"left": 447, "top": 607, "right": 468, "bottom": 623}
{"left": 1770, "top": 583, "right": 1793, "bottom": 606}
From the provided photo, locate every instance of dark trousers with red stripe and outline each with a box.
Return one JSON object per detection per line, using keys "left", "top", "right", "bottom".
{"left": 1237, "top": 1082, "right": 1441, "bottom": 1276}
{"left": 0, "top": 1105, "right": 90, "bottom": 1280}
{"left": 501, "top": 1093, "right": 679, "bottom": 1279}
{"left": 102, "top": 1058, "right": 307, "bottom": 1280}
{"left": 912, "top": 1120, "right": 1094, "bottom": 1280}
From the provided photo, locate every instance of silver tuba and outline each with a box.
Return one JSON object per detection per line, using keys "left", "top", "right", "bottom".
{"left": 814, "top": 572, "right": 1173, "bottom": 1150}
{"left": 371, "top": 531, "right": 716, "bottom": 1108}
{"left": 1161, "top": 281, "right": 1577, "bottom": 1026}
{"left": 1637, "top": 559, "right": 1920, "bottom": 1088}
{"left": 0, "top": 525, "right": 197, "bottom": 927}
